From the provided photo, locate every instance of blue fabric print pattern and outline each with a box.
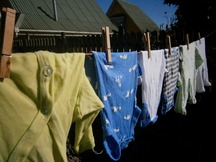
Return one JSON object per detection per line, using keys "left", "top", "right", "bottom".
{"left": 92, "top": 51, "right": 141, "bottom": 161}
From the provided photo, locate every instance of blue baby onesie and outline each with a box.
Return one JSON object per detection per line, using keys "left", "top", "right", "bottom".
{"left": 92, "top": 51, "right": 141, "bottom": 161}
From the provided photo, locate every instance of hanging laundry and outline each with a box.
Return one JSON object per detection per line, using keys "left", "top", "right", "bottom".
{"left": 138, "top": 50, "right": 166, "bottom": 127}
{"left": 0, "top": 51, "right": 104, "bottom": 162}
{"left": 160, "top": 47, "right": 180, "bottom": 115}
{"left": 195, "top": 37, "right": 211, "bottom": 93}
{"left": 84, "top": 55, "right": 99, "bottom": 92}
{"left": 92, "top": 51, "right": 142, "bottom": 161}
{"left": 174, "top": 43, "right": 203, "bottom": 115}
{"left": 83, "top": 55, "right": 105, "bottom": 154}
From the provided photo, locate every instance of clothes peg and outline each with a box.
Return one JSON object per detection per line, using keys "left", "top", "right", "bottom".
{"left": 146, "top": 32, "right": 151, "bottom": 58}
{"left": 143, "top": 32, "right": 151, "bottom": 58}
{"left": 102, "top": 26, "right": 112, "bottom": 62}
{"left": 0, "top": 7, "right": 16, "bottom": 78}
{"left": 198, "top": 32, "right": 201, "bottom": 44}
{"left": 186, "top": 34, "right": 189, "bottom": 50}
{"left": 167, "top": 35, "right": 172, "bottom": 56}
{"left": 143, "top": 32, "right": 148, "bottom": 49}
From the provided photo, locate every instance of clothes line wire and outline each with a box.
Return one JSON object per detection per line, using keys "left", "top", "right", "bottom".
{"left": 204, "top": 29, "right": 216, "bottom": 38}
{"left": 85, "top": 31, "right": 207, "bottom": 57}
{"left": 85, "top": 51, "right": 143, "bottom": 56}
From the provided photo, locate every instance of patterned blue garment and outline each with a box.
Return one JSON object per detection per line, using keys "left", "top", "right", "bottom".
{"left": 92, "top": 51, "right": 142, "bottom": 161}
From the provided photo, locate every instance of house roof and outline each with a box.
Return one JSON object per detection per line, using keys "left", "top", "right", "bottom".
{"left": 1, "top": 0, "right": 118, "bottom": 36}
{"left": 107, "top": 0, "right": 160, "bottom": 32}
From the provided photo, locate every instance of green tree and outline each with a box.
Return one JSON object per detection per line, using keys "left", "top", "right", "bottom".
{"left": 164, "top": 0, "right": 216, "bottom": 35}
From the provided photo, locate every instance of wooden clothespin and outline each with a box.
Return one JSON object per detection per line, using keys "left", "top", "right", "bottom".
{"left": 0, "top": 7, "right": 16, "bottom": 78}
{"left": 147, "top": 32, "right": 151, "bottom": 58}
{"left": 186, "top": 34, "right": 189, "bottom": 50}
{"left": 143, "top": 32, "right": 151, "bottom": 58}
{"left": 167, "top": 35, "right": 172, "bottom": 56}
{"left": 101, "top": 26, "right": 112, "bottom": 62}
{"left": 198, "top": 32, "right": 201, "bottom": 44}
{"left": 143, "top": 32, "right": 147, "bottom": 49}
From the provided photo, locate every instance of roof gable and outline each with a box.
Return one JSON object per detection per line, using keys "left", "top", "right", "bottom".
{"left": 107, "top": 0, "right": 159, "bottom": 32}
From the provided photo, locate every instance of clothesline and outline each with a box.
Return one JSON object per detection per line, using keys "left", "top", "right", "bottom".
{"left": 85, "top": 51, "right": 143, "bottom": 56}
{"left": 205, "top": 29, "right": 216, "bottom": 38}
{"left": 85, "top": 33, "right": 205, "bottom": 60}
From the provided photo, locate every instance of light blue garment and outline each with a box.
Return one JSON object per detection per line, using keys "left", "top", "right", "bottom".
{"left": 92, "top": 51, "right": 142, "bottom": 161}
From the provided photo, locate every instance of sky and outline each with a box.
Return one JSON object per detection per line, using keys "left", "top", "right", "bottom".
{"left": 96, "top": 0, "right": 177, "bottom": 28}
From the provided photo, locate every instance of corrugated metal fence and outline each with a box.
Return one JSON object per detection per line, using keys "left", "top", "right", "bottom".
{"left": 13, "top": 32, "right": 162, "bottom": 53}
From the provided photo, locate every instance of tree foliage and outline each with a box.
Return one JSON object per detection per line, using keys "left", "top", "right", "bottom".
{"left": 163, "top": 0, "right": 216, "bottom": 35}
{"left": 157, "top": 0, "right": 216, "bottom": 47}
